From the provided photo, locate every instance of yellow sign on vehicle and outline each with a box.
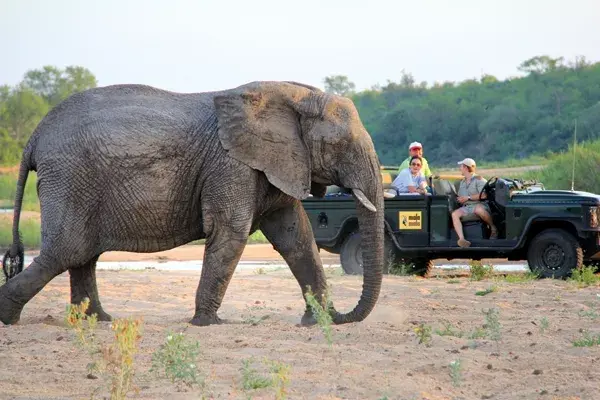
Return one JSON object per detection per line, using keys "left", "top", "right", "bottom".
{"left": 399, "top": 211, "right": 422, "bottom": 230}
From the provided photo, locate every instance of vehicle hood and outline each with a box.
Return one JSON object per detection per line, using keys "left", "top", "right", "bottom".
{"left": 513, "top": 189, "right": 600, "bottom": 205}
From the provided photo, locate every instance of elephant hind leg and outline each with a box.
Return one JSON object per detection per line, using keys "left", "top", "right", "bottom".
{"left": 258, "top": 200, "right": 329, "bottom": 326}
{"left": 0, "top": 251, "right": 70, "bottom": 325}
{"left": 69, "top": 255, "right": 112, "bottom": 321}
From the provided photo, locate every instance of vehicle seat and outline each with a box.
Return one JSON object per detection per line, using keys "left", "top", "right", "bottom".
{"left": 381, "top": 171, "right": 396, "bottom": 190}
{"left": 494, "top": 179, "right": 509, "bottom": 209}
{"left": 432, "top": 179, "right": 480, "bottom": 222}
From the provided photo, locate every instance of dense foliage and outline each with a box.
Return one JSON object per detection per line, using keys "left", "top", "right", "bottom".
{"left": 0, "top": 66, "right": 97, "bottom": 165}
{"left": 2, "top": 56, "right": 599, "bottom": 168}
{"left": 327, "top": 55, "right": 600, "bottom": 166}
{"left": 523, "top": 138, "right": 600, "bottom": 195}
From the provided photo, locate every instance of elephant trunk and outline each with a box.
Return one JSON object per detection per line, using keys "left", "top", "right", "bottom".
{"left": 331, "top": 158, "right": 384, "bottom": 324}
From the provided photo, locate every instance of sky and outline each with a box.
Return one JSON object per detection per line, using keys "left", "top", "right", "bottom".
{"left": 2, "top": 0, "right": 600, "bottom": 93}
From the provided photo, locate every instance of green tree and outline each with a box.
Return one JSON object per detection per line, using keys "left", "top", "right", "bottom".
{"left": 347, "top": 55, "right": 600, "bottom": 166}
{"left": 323, "top": 75, "right": 356, "bottom": 97}
{"left": 0, "top": 87, "right": 49, "bottom": 146}
{"left": 21, "top": 65, "right": 97, "bottom": 107}
{"left": 0, "top": 65, "right": 98, "bottom": 165}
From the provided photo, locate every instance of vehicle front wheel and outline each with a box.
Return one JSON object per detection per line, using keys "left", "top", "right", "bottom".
{"left": 340, "top": 231, "right": 397, "bottom": 275}
{"left": 527, "top": 229, "right": 583, "bottom": 279}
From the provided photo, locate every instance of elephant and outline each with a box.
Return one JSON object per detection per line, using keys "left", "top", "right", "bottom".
{"left": 0, "top": 80, "right": 384, "bottom": 327}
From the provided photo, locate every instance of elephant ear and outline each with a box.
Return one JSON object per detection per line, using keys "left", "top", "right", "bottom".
{"left": 214, "top": 82, "right": 315, "bottom": 199}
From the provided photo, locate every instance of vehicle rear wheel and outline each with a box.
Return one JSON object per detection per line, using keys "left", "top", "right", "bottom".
{"left": 340, "top": 231, "right": 397, "bottom": 275}
{"left": 527, "top": 229, "right": 583, "bottom": 279}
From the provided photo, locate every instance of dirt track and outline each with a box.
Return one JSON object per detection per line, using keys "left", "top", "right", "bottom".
{"left": 1, "top": 267, "right": 599, "bottom": 399}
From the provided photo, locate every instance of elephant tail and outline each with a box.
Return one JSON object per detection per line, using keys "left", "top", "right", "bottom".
{"left": 2, "top": 147, "right": 32, "bottom": 281}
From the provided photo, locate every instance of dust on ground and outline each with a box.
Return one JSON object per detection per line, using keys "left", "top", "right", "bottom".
{"left": 1, "top": 264, "right": 599, "bottom": 400}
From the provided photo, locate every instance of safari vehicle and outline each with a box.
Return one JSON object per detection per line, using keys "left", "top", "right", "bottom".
{"left": 301, "top": 169, "right": 600, "bottom": 279}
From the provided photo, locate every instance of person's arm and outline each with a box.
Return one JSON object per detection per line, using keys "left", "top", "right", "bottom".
{"left": 470, "top": 177, "right": 488, "bottom": 201}
{"left": 408, "top": 175, "right": 427, "bottom": 194}
{"left": 407, "top": 183, "right": 419, "bottom": 193}
{"left": 422, "top": 159, "right": 432, "bottom": 177}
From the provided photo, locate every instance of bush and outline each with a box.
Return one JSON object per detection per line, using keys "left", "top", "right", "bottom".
{"left": 524, "top": 139, "right": 600, "bottom": 194}
{"left": 0, "top": 171, "right": 40, "bottom": 212}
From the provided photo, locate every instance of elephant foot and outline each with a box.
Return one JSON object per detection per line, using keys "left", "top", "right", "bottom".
{"left": 86, "top": 307, "right": 112, "bottom": 322}
{"left": 300, "top": 310, "right": 317, "bottom": 327}
{"left": 189, "top": 313, "right": 224, "bottom": 327}
{"left": 0, "top": 288, "right": 23, "bottom": 325}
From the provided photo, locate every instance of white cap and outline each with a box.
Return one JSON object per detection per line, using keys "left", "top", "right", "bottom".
{"left": 408, "top": 141, "right": 422, "bottom": 150}
{"left": 457, "top": 158, "right": 476, "bottom": 167}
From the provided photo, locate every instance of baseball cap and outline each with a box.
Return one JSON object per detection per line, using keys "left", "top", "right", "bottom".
{"left": 457, "top": 158, "right": 476, "bottom": 167}
{"left": 408, "top": 141, "right": 422, "bottom": 150}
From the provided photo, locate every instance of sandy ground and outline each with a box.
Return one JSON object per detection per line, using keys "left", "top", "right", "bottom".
{"left": 1, "top": 262, "right": 600, "bottom": 399}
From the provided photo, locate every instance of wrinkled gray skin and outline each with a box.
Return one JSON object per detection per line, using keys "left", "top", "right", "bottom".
{"left": 0, "top": 81, "right": 384, "bottom": 327}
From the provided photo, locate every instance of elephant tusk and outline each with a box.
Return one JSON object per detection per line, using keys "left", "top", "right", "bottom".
{"left": 352, "top": 189, "right": 377, "bottom": 212}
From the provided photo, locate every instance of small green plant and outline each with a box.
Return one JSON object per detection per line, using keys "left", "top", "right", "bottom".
{"left": 435, "top": 321, "right": 463, "bottom": 338}
{"left": 468, "top": 327, "right": 487, "bottom": 339}
{"left": 554, "top": 294, "right": 562, "bottom": 301}
{"left": 483, "top": 308, "right": 502, "bottom": 342}
{"left": 539, "top": 317, "right": 549, "bottom": 333}
{"left": 503, "top": 272, "right": 539, "bottom": 283}
{"left": 304, "top": 287, "right": 334, "bottom": 347}
{"left": 446, "top": 279, "right": 461, "bottom": 284}
{"left": 102, "top": 317, "right": 143, "bottom": 400}
{"left": 568, "top": 266, "right": 600, "bottom": 287}
{"left": 469, "top": 261, "right": 494, "bottom": 281}
{"left": 241, "top": 358, "right": 273, "bottom": 391}
{"left": 65, "top": 298, "right": 98, "bottom": 349}
{"left": 449, "top": 359, "right": 462, "bottom": 387}
{"left": 150, "top": 331, "right": 203, "bottom": 389}
{"left": 239, "top": 358, "right": 291, "bottom": 399}
{"left": 572, "top": 331, "right": 600, "bottom": 347}
{"left": 65, "top": 299, "right": 102, "bottom": 379}
{"left": 475, "top": 285, "right": 498, "bottom": 296}
{"left": 388, "top": 261, "right": 413, "bottom": 276}
{"left": 579, "top": 308, "right": 599, "bottom": 320}
{"left": 267, "top": 359, "right": 291, "bottom": 400}
{"left": 414, "top": 323, "right": 432, "bottom": 346}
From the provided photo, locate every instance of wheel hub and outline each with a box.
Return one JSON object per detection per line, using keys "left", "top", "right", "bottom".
{"left": 355, "top": 247, "right": 363, "bottom": 268}
{"left": 542, "top": 244, "right": 565, "bottom": 270}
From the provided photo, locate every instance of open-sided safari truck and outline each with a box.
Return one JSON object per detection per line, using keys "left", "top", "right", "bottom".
{"left": 301, "top": 168, "right": 600, "bottom": 279}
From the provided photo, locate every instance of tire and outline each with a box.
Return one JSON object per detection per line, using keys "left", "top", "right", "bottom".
{"left": 526, "top": 229, "right": 584, "bottom": 279}
{"left": 339, "top": 231, "right": 397, "bottom": 275}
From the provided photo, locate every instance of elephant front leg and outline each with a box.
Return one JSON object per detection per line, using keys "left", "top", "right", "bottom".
{"left": 259, "top": 200, "right": 330, "bottom": 326}
{"left": 190, "top": 223, "right": 251, "bottom": 327}
{"left": 69, "top": 256, "right": 112, "bottom": 321}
